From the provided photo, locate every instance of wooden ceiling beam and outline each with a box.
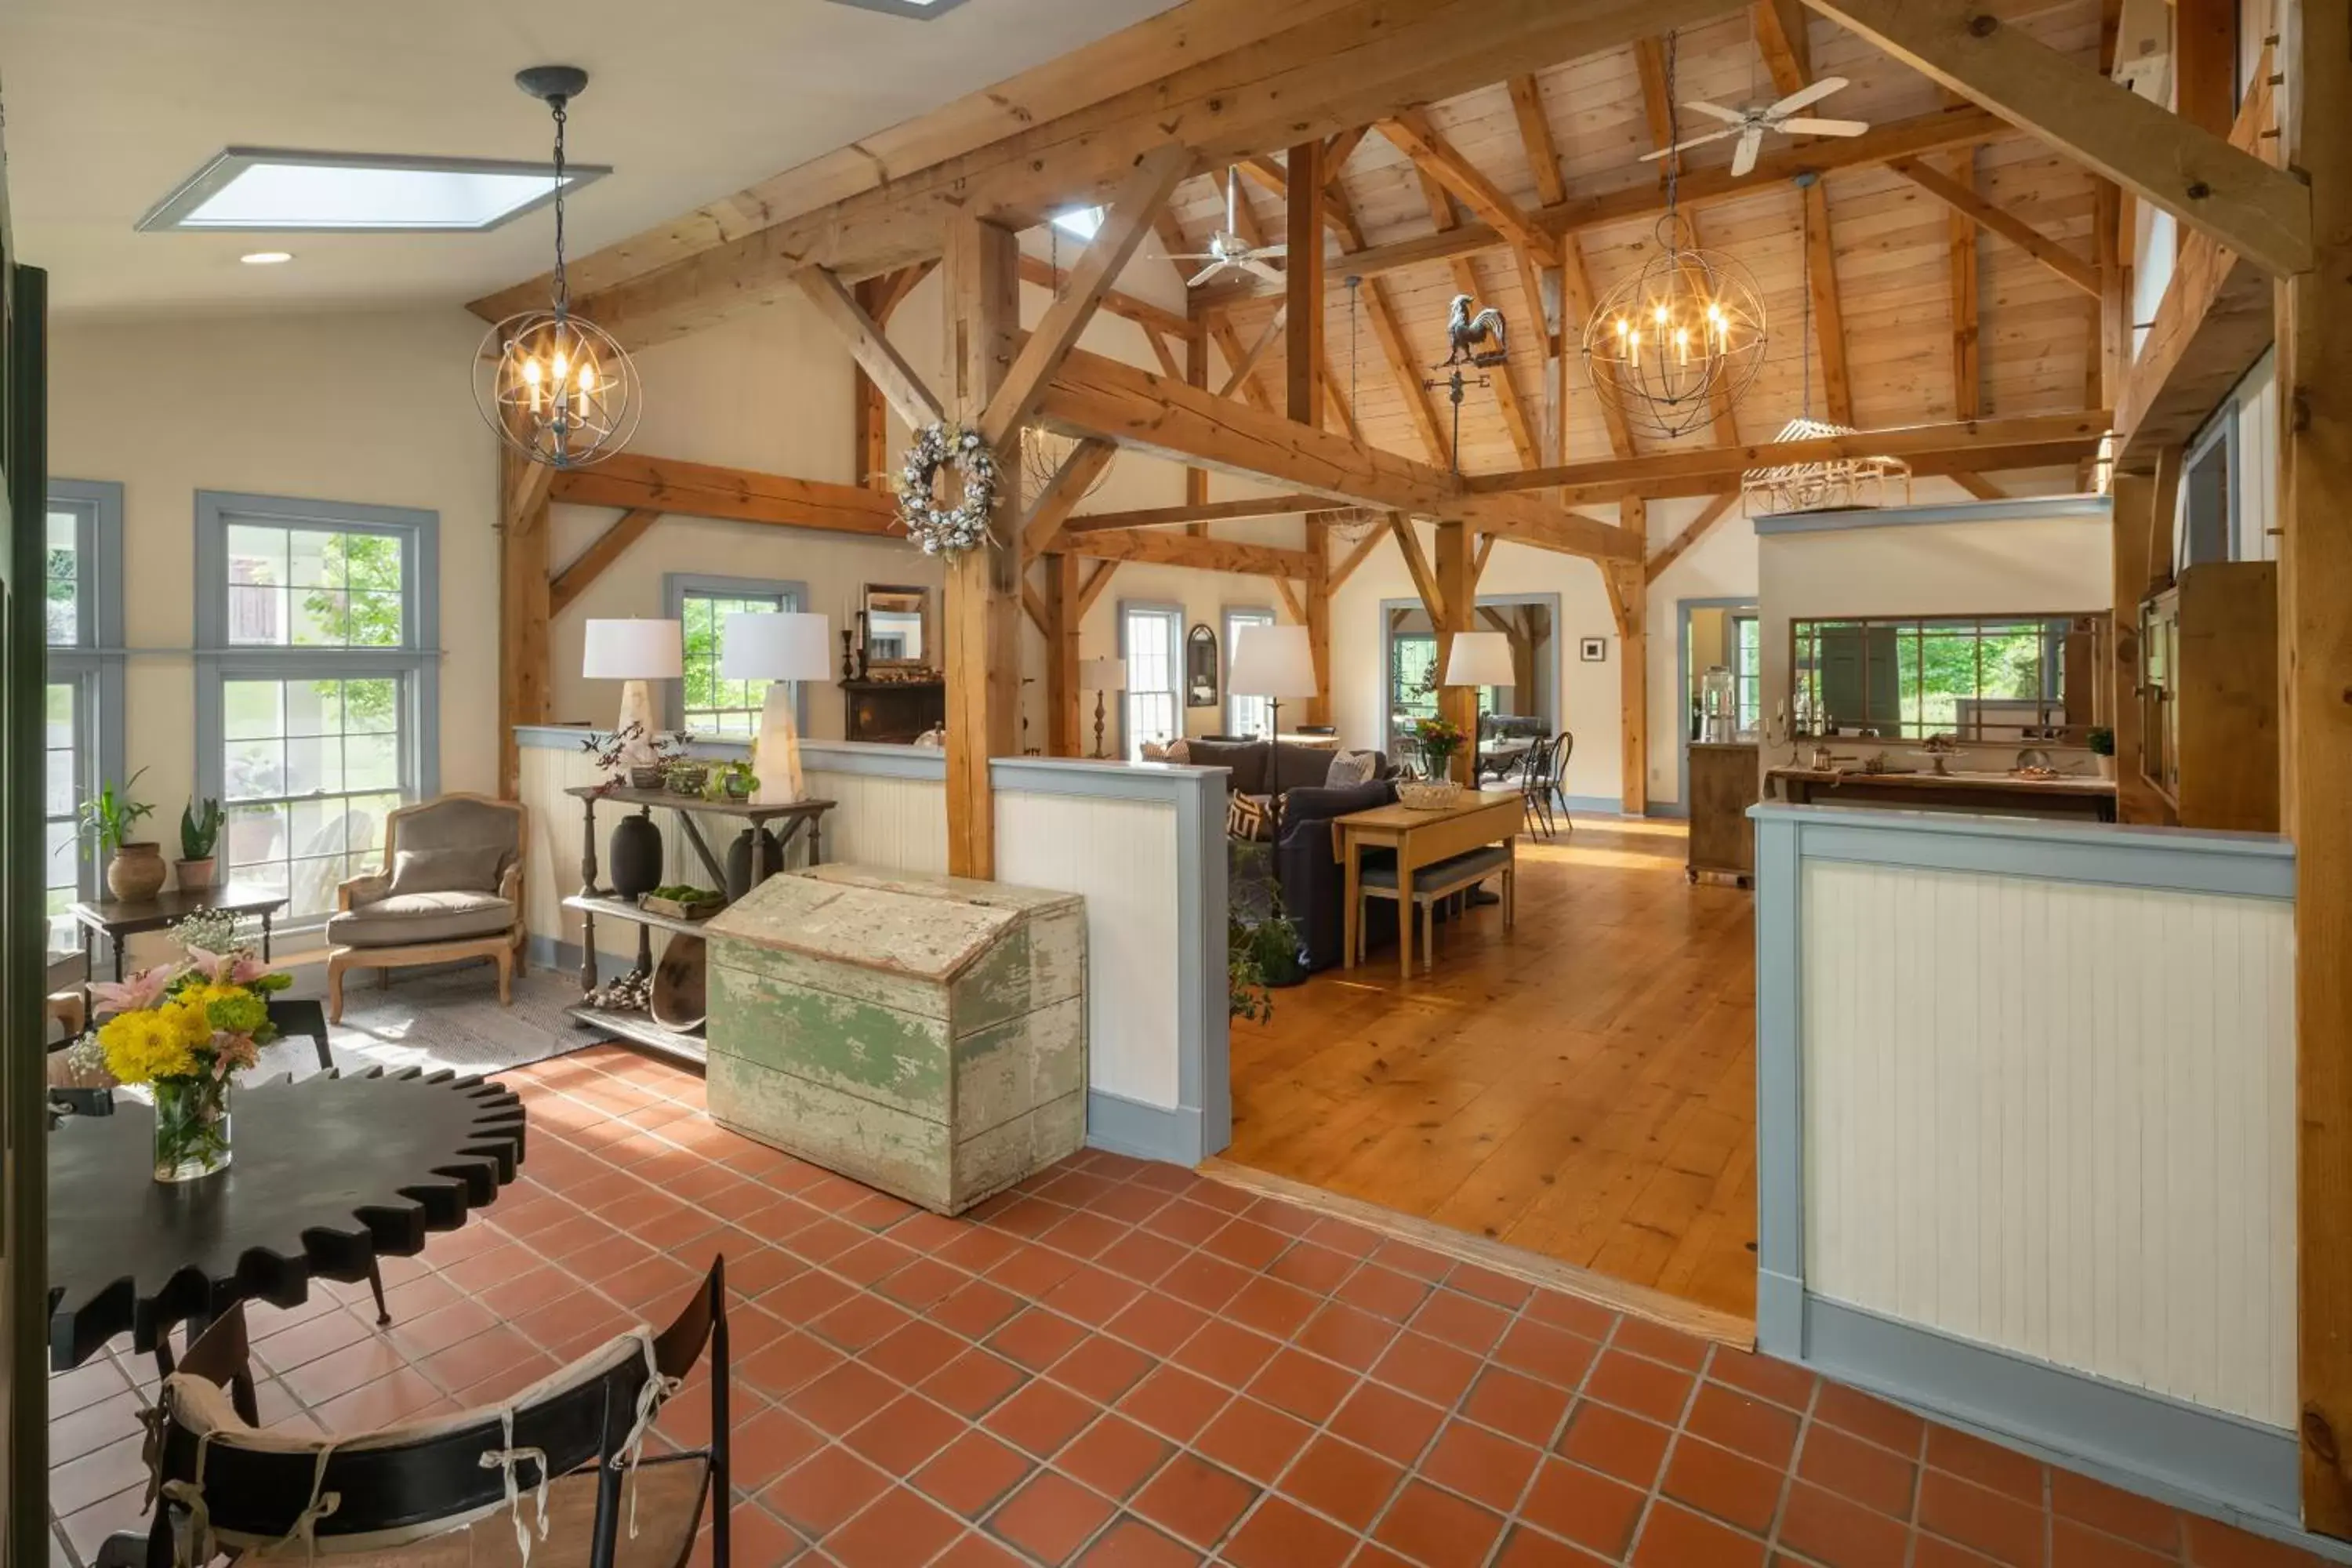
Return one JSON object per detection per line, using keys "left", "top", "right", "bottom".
{"left": 1200, "top": 105, "right": 2013, "bottom": 307}
{"left": 548, "top": 507, "right": 662, "bottom": 616}
{"left": 1799, "top": 177, "right": 1857, "bottom": 426}
{"left": 1064, "top": 493, "right": 1334, "bottom": 534}
{"left": 1644, "top": 493, "right": 1739, "bottom": 584}
{"left": 1015, "top": 254, "right": 1194, "bottom": 340}
{"left": 1020, "top": 438, "right": 1120, "bottom": 555}
{"left": 794, "top": 266, "right": 946, "bottom": 429}
{"left": 1888, "top": 155, "right": 2101, "bottom": 298}
{"left": 1946, "top": 150, "right": 1982, "bottom": 423}
{"left": 1507, "top": 76, "right": 1568, "bottom": 209}
{"left": 1752, "top": 0, "right": 1812, "bottom": 94}
{"left": 549, "top": 453, "right": 900, "bottom": 535}
{"left": 1218, "top": 307, "right": 1290, "bottom": 399}
{"left": 1388, "top": 514, "right": 1446, "bottom": 624}
{"left": 1033, "top": 343, "right": 1640, "bottom": 558}
{"left": 1074, "top": 559, "right": 1119, "bottom": 620}
{"left": 1378, "top": 111, "right": 1559, "bottom": 266}
{"left": 1798, "top": 0, "right": 2310, "bottom": 278}
{"left": 1286, "top": 137, "right": 1327, "bottom": 426}
{"left": 1327, "top": 525, "right": 1388, "bottom": 592}
{"left": 1060, "top": 526, "right": 1323, "bottom": 579}
{"left": 1465, "top": 411, "right": 2111, "bottom": 499}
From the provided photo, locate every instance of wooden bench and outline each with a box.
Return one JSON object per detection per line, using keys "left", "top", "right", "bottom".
{"left": 1356, "top": 841, "right": 1515, "bottom": 972}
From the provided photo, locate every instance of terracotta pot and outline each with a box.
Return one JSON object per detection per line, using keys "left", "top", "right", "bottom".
{"left": 107, "top": 842, "right": 168, "bottom": 903}
{"left": 176, "top": 857, "right": 217, "bottom": 895}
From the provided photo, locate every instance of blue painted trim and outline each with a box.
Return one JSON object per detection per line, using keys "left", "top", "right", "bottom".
{"left": 1116, "top": 597, "right": 1184, "bottom": 758}
{"left": 659, "top": 572, "right": 813, "bottom": 735}
{"left": 1751, "top": 812, "right": 1804, "bottom": 1363}
{"left": 1753, "top": 495, "right": 2113, "bottom": 534}
{"left": 1560, "top": 793, "right": 1627, "bottom": 815}
{"left": 1674, "top": 595, "right": 1757, "bottom": 811}
{"left": 1086, "top": 1089, "right": 1204, "bottom": 1167}
{"left": 1748, "top": 803, "right": 2294, "bottom": 899}
{"left": 1377, "top": 590, "right": 1563, "bottom": 757}
{"left": 46, "top": 480, "right": 128, "bottom": 899}
{"left": 514, "top": 724, "right": 951, "bottom": 781}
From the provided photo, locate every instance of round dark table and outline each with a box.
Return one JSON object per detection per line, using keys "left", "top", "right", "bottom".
{"left": 46, "top": 1067, "right": 526, "bottom": 1372}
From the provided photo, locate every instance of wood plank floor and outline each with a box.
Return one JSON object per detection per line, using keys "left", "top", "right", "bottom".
{"left": 1226, "top": 816, "right": 1759, "bottom": 1320}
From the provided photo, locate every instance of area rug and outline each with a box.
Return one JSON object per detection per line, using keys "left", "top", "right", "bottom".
{"left": 258, "top": 964, "right": 614, "bottom": 1081}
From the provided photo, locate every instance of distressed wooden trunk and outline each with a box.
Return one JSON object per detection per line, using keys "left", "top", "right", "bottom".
{"left": 703, "top": 864, "right": 1087, "bottom": 1214}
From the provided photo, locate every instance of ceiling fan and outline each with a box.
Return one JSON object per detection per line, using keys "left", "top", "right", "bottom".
{"left": 1169, "top": 167, "right": 1288, "bottom": 288}
{"left": 1639, "top": 77, "right": 1871, "bottom": 179}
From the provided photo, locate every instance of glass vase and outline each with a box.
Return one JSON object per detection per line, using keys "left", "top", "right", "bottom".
{"left": 152, "top": 1076, "right": 233, "bottom": 1182}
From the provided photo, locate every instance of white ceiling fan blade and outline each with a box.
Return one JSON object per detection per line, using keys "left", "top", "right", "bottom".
{"left": 1187, "top": 261, "right": 1231, "bottom": 287}
{"left": 1731, "top": 128, "right": 1762, "bottom": 178}
{"left": 1776, "top": 117, "right": 1871, "bottom": 137}
{"left": 1768, "top": 75, "right": 1848, "bottom": 117}
{"left": 1243, "top": 258, "right": 1288, "bottom": 283}
{"left": 1639, "top": 129, "right": 1739, "bottom": 162}
{"left": 1682, "top": 98, "right": 1749, "bottom": 125}
{"left": 1254, "top": 242, "right": 1289, "bottom": 258}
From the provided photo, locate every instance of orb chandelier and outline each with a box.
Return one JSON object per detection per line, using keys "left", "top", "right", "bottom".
{"left": 474, "top": 66, "right": 641, "bottom": 470}
{"left": 1581, "top": 33, "right": 1767, "bottom": 441}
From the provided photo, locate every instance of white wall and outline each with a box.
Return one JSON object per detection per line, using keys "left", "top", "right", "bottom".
{"left": 49, "top": 307, "right": 503, "bottom": 828}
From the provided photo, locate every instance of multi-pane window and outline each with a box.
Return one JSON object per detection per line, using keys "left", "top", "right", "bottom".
{"left": 198, "top": 494, "right": 437, "bottom": 924}
{"left": 680, "top": 589, "right": 786, "bottom": 735}
{"left": 1121, "top": 604, "right": 1182, "bottom": 760}
{"left": 1225, "top": 608, "right": 1275, "bottom": 738}
{"left": 1731, "top": 615, "right": 1762, "bottom": 733}
{"left": 44, "top": 482, "right": 123, "bottom": 941}
{"left": 1790, "top": 616, "right": 2079, "bottom": 741}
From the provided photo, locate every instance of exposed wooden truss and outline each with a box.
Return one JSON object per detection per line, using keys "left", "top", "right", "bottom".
{"left": 549, "top": 453, "right": 899, "bottom": 535}
{"left": 796, "top": 266, "right": 945, "bottom": 428}
{"left": 549, "top": 507, "right": 661, "bottom": 615}
{"left": 1643, "top": 494, "right": 1740, "bottom": 584}
{"left": 1060, "top": 527, "right": 1323, "bottom": 579}
{"left": 1019, "top": 439, "right": 1120, "bottom": 555}
{"left": 1888, "top": 154, "right": 2101, "bottom": 298}
{"left": 1063, "top": 494, "right": 1332, "bottom": 534}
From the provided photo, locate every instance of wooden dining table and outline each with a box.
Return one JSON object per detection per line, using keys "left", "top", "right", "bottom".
{"left": 1334, "top": 789, "right": 1524, "bottom": 978}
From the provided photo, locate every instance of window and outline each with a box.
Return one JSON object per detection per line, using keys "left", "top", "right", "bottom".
{"left": 1120, "top": 603, "right": 1183, "bottom": 760}
{"left": 197, "top": 493, "right": 438, "bottom": 923}
{"left": 44, "top": 481, "right": 125, "bottom": 938}
{"left": 1789, "top": 615, "right": 2096, "bottom": 741}
{"left": 662, "top": 575, "right": 808, "bottom": 736}
{"left": 1730, "top": 615, "right": 1762, "bottom": 733}
{"left": 1224, "top": 608, "right": 1276, "bottom": 737}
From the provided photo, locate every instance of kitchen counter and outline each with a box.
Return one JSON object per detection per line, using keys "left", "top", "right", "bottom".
{"left": 1766, "top": 764, "right": 2117, "bottom": 822}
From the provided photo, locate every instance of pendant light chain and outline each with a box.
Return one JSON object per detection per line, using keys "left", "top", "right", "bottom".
{"left": 550, "top": 95, "right": 570, "bottom": 314}
{"left": 1798, "top": 179, "right": 1814, "bottom": 419}
{"left": 1662, "top": 32, "right": 1682, "bottom": 243}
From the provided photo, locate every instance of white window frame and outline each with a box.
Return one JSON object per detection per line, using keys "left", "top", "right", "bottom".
{"left": 1222, "top": 605, "right": 1276, "bottom": 739}
{"left": 660, "top": 573, "right": 811, "bottom": 736}
{"left": 194, "top": 492, "right": 440, "bottom": 930}
{"left": 44, "top": 479, "right": 126, "bottom": 912}
{"left": 1119, "top": 600, "right": 1184, "bottom": 760}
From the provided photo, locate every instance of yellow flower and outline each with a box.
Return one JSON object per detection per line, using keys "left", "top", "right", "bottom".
{"left": 98, "top": 1009, "right": 198, "bottom": 1085}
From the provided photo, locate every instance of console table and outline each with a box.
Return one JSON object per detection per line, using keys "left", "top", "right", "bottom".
{"left": 561, "top": 786, "right": 834, "bottom": 1065}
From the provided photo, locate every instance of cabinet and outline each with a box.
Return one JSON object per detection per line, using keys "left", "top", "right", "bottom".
{"left": 1688, "top": 742, "right": 1760, "bottom": 885}
{"left": 842, "top": 678, "right": 946, "bottom": 743}
{"left": 2139, "top": 562, "right": 2278, "bottom": 832}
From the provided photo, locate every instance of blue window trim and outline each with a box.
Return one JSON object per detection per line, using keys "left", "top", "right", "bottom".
{"left": 191, "top": 491, "right": 442, "bottom": 866}
{"left": 1376, "top": 591, "right": 1563, "bottom": 755}
{"left": 1116, "top": 599, "right": 1184, "bottom": 758}
{"left": 45, "top": 479, "right": 127, "bottom": 900}
{"left": 659, "top": 573, "right": 811, "bottom": 735}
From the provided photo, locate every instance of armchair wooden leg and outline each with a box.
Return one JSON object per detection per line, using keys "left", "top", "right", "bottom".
{"left": 512, "top": 931, "right": 528, "bottom": 980}
{"left": 327, "top": 956, "right": 347, "bottom": 1025}
{"left": 495, "top": 945, "right": 514, "bottom": 1007}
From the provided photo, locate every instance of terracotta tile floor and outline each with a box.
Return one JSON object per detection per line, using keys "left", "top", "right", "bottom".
{"left": 48, "top": 1045, "right": 2336, "bottom": 1568}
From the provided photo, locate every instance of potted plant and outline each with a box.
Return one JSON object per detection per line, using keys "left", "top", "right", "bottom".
{"left": 2088, "top": 725, "right": 2117, "bottom": 780}
{"left": 1228, "top": 844, "right": 1303, "bottom": 1022}
{"left": 78, "top": 769, "right": 163, "bottom": 902}
{"left": 641, "top": 884, "right": 727, "bottom": 921}
{"left": 720, "top": 759, "right": 759, "bottom": 800}
{"left": 177, "top": 797, "right": 225, "bottom": 895}
{"left": 581, "top": 722, "right": 683, "bottom": 792}
{"left": 1399, "top": 717, "right": 1469, "bottom": 808}
{"left": 664, "top": 757, "right": 710, "bottom": 797}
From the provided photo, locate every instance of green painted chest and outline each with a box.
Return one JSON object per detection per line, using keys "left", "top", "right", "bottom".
{"left": 703, "top": 864, "right": 1087, "bottom": 1214}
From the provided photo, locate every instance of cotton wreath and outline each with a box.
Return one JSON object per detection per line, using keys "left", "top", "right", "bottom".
{"left": 895, "top": 422, "right": 1000, "bottom": 556}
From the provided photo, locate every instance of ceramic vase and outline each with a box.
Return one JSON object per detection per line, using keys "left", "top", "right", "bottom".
{"left": 107, "top": 842, "right": 168, "bottom": 902}
{"left": 725, "top": 828, "right": 782, "bottom": 901}
{"left": 152, "top": 1076, "right": 232, "bottom": 1182}
{"left": 176, "top": 858, "right": 217, "bottom": 895}
{"left": 609, "top": 813, "right": 665, "bottom": 899}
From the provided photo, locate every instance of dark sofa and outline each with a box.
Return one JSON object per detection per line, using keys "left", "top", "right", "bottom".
{"left": 1231, "top": 776, "right": 1399, "bottom": 974}
{"left": 1184, "top": 737, "right": 1390, "bottom": 797}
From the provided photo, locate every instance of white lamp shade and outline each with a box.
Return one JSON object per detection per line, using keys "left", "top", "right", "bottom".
{"left": 720, "top": 612, "right": 832, "bottom": 681}
{"left": 1229, "top": 623, "right": 1319, "bottom": 698}
{"left": 1080, "top": 657, "right": 1127, "bottom": 690}
{"left": 1443, "top": 630, "right": 1517, "bottom": 688}
{"left": 583, "top": 618, "right": 683, "bottom": 680}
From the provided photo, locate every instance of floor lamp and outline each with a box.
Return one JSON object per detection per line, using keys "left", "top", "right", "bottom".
{"left": 1080, "top": 657, "right": 1126, "bottom": 759}
{"left": 721, "top": 611, "right": 832, "bottom": 804}
{"left": 1229, "top": 623, "right": 1320, "bottom": 759}
{"left": 1442, "top": 630, "right": 1515, "bottom": 785}
{"left": 583, "top": 618, "right": 684, "bottom": 767}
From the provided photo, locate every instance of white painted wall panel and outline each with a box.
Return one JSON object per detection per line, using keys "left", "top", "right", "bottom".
{"left": 995, "top": 790, "right": 1183, "bottom": 1110}
{"left": 800, "top": 770, "right": 949, "bottom": 875}
{"left": 1799, "top": 858, "right": 2295, "bottom": 1425}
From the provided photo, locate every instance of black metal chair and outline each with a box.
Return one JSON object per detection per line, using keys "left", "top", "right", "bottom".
{"left": 1521, "top": 731, "right": 1574, "bottom": 837}
{"left": 140, "top": 1257, "right": 731, "bottom": 1568}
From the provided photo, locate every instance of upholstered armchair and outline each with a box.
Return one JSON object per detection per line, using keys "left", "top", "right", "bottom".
{"left": 325, "top": 793, "right": 528, "bottom": 1023}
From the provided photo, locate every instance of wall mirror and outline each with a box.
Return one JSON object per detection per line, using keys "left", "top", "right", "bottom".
{"left": 1185, "top": 623, "right": 1219, "bottom": 708}
{"left": 862, "top": 584, "right": 929, "bottom": 668}
{"left": 1789, "top": 614, "right": 2106, "bottom": 742}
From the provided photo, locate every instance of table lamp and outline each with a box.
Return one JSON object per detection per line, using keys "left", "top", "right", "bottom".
{"left": 720, "top": 612, "right": 832, "bottom": 804}
{"left": 1228, "top": 623, "right": 1319, "bottom": 747}
{"left": 1442, "top": 630, "right": 1516, "bottom": 786}
{"left": 1080, "top": 657, "right": 1126, "bottom": 760}
{"left": 583, "top": 619, "right": 683, "bottom": 768}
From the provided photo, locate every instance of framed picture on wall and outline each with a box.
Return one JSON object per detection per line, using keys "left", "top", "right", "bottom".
{"left": 1580, "top": 636, "right": 1608, "bottom": 662}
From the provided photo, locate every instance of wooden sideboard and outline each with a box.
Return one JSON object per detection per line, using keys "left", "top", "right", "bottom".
{"left": 842, "top": 678, "right": 946, "bottom": 743}
{"left": 1687, "top": 742, "right": 1760, "bottom": 885}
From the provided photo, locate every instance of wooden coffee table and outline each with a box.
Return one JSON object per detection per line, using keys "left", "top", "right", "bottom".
{"left": 69, "top": 886, "right": 289, "bottom": 981}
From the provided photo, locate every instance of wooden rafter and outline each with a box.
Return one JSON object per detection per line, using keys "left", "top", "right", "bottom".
{"left": 1388, "top": 514, "right": 1446, "bottom": 626}
{"left": 1218, "top": 307, "right": 1289, "bottom": 400}
{"left": 1888, "top": 155, "right": 2101, "bottom": 298}
{"left": 1632, "top": 38, "right": 1741, "bottom": 448}
{"left": 1014, "top": 254, "right": 1192, "bottom": 339}
{"left": 1798, "top": 0, "right": 2310, "bottom": 278}
{"left": 1752, "top": 0, "right": 1812, "bottom": 93}
{"left": 1327, "top": 526, "right": 1388, "bottom": 592}
{"left": 1061, "top": 527, "right": 1321, "bottom": 579}
{"left": 1075, "top": 559, "right": 1119, "bottom": 619}
{"left": 1643, "top": 493, "right": 1739, "bottom": 584}
{"left": 550, "top": 453, "right": 899, "bottom": 535}
{"left": 1065, "top": 494, "right": 1330, "bottom": 534}
{"left": 1378, "top": 111, "right": 1557, "bottom": 265}
{"left": 1033, "top": 344, "right": 1639, "bottom": 557}
{"left": 1286, "top": 137, "right": 1327, "bottom": 426}
{"left": 549, "top": 507, "right": 662, "bottom": 615}
{"left": 1799, "top": 178, "right": 1857, "bottom": 427}
{"left": 795, "top": 266, "right": 946, "bottom": 428}
{"left": 1020, "top": 439, "right": 1119, "bottom": 555}
{"left": 1472, "top": 532, "right": 1497, "bottom": 586}
{"left": 1318, "top": 182, "right": 1452, "bottom": 469}
{"left": 1947, "top": 150, "right": 1982, "bottom": 423}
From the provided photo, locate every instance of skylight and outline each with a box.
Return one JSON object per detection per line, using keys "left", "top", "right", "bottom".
{"left": 1051, "top": 207, "right": 1105, "bottom": 241}
{"left": 136, "top": 149, "right": 609, "bottom": 234}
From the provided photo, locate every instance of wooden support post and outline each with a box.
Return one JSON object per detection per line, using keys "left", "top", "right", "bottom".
{"left": 1305, "top": 528, "right": 1332, "bottom": 726}
{"left": 1433, "top": 520, "right": 1475, "bottom": 786}
{"left": 853, "top": 281, "right": 889, "bottom": 489}
{"left": 1286, "top": 139, "right": 1326, "bottom": 429}
{"left": 1610, "top": 499, "right": 1650, "bottom": 816}
{"left": 1948, "top": 149, "right": 1981, "bottom": 421}
{"left": 1800, "top": 178, "right": 1856, "bottom": 426}
{"left": 497, "top": 446, "right": 554, "bottom": 799}
{"left": 1185, "top": 297, "right": 1210, "bottom": 526}
{"left": 2107, "top": 466, "right": 2168, "bottom": 826}
{"left": 1045, "top": 551, "right": 1080, "bottom": 757}
{"left": 942, "top": 213, "right": 1021, "bottom": 880}
{"left": 2283, "top": 0, "right": 2352, "bottom": 1534}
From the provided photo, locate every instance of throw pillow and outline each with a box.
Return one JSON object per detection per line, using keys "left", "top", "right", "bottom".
{"left": 1227, "top": 792, "right": 1273, "bottom": 842}
{"left": 388, "top": 844, "right": 509, "bottom": 897}
{"left": 1324, "top": 750, "right": 1377, "bottom": 788}
{"left": 1142, "top": 739, "right": 1192, "bottom": 764}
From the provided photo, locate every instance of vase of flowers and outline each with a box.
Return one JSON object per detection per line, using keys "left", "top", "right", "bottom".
{"left": 78, "top": 912, "right": 292, "bottom": 1181}
{"left": 1399, "top": 716, "right": 1469, "bottom": 808}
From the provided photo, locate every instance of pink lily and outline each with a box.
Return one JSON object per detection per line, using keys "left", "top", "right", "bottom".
{"left": 87, "top": 963, "right": 180, "bottom": 1018}
{"left": 187, "top": 946, "right": 271, "bottom": 986}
